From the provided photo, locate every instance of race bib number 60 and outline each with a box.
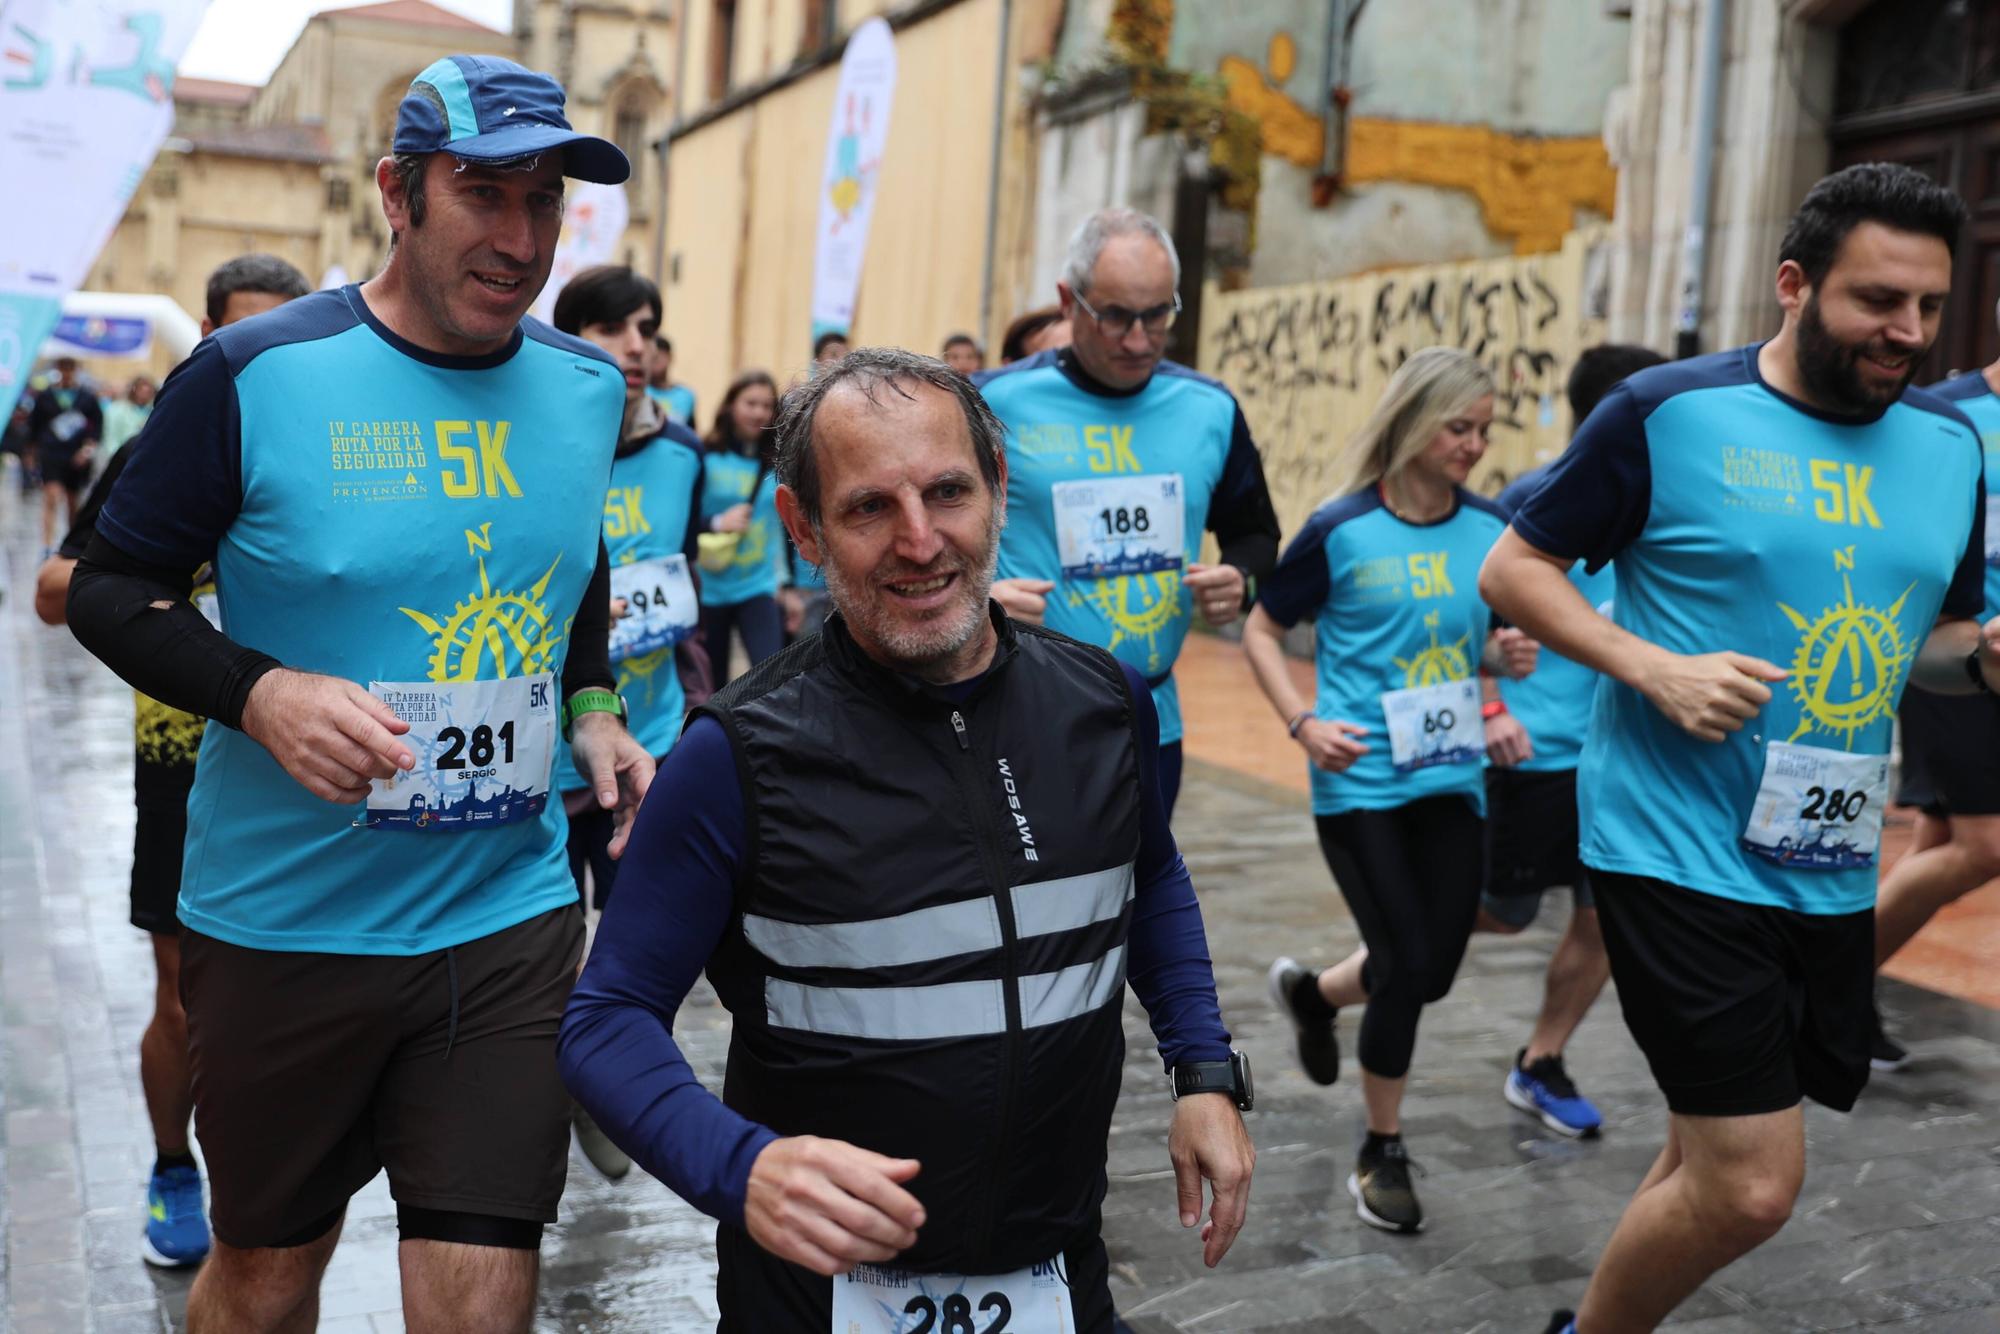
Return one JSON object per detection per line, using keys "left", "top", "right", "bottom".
{"left": 832, "top": 1258, "right": 1075, "bottom": 1334}
{"left": 1050, "top": 474, "right": 1186, "bottom": 581}
{"left": 359, "top": 674, "right": 556, "bottom": 831}
{"left": 1380, "top": 678, "right": 1482, "bottom": 772}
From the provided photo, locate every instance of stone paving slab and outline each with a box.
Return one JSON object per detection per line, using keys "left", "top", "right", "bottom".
{"left": 3, "top": 516, "right": 1998, "bottom": 1332}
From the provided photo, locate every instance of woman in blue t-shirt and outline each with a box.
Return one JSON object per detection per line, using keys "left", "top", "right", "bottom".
{"left": 1240, "top": 348, "right": 1538, "bottom": 1237}
{"left": 697, "top": 370, "right": 784, "bottom": 678}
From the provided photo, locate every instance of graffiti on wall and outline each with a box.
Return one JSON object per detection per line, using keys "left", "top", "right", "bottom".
{"left": 1199, "top": 226, "right": 1609, "bottom": 540}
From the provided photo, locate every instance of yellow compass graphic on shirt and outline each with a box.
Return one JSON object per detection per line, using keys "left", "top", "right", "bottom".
{"left": 1075, "top": 570, "right": 1183, "bottom": 672}
{"left": 1778, "top": 546, "right": 1914, "bottom": 748}
{"left": 399, "top": 523, "right": 566, "bottom": 682}
{"left": 1393, "top": 611, "right": 1472, "bottom": 687}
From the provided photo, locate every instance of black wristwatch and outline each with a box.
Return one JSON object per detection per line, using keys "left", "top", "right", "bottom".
{"left": 1966, "top": 648, "right": 1993, "bottom": 696}
{"left": 1169, "top": 1051, "right": 1253, "bottom": 1111}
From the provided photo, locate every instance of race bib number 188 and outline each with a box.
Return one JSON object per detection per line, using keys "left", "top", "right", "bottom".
{"left": 1050, "top": 474, "right": 1186, "bottom": 581}
{"left": 832, "top": 1258, "right": 1075, "bottom": 1334}
{"left": 359, "top": 674, "right": 556, "bottom": 831}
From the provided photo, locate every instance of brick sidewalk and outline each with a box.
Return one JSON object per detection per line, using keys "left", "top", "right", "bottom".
{"left": 4, "top": 532, "right": 1998, "bottom": 1331}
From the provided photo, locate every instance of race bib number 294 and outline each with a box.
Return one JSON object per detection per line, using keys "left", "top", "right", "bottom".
{"left": 832, "top": 1258, "right": 1075, "bottom": 1334}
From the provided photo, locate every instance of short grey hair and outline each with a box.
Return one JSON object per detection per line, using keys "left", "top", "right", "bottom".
{"left": 775, "top": 347, "right": 1006, "bottom": 528}
{"left": 1061, "top": 206, "right": 1181, "bottom": 296}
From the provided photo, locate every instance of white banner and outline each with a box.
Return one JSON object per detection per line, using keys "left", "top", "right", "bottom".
{"left": 0, "top": 0, "right": 211, "bottom": 415}
{"left": 531, "top": 180, "right": 630, "bottom": 324}
{"left": 809, "top": 16, "right": 896, "bottom": 340}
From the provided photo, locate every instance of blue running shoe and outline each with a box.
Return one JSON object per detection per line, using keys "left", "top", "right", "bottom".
{"left": 1504, "top": 1050, "right": 1602, "bottom": 1139}
{"left": 142, "top": 1162, "right": 211, "bottom": 1268}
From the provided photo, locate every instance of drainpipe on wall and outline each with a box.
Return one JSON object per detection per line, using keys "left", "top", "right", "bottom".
{"left": 1676, "top": 0, "right": 1728, "bottom": 360}
{"left": 978, "top": 0, "right": 1014, "bottom": 353}
{"left": 652, "top": 0, "right": 693, "bottom": 290}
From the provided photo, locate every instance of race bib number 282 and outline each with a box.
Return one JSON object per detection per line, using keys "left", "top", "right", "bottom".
{"left": 359, "top": 674, "right": 556, "bottom": 831}
{"left": 832, "top": 1258, "right": 1075, "bottom": 1334}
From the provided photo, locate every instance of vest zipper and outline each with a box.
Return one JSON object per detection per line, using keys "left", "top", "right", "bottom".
{"left": 948, "top": 706, "right": 1021, "bottom": 1261}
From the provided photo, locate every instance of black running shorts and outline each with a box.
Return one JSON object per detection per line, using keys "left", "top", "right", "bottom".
{"left": 1894, "top": 687, "right": 2000, "bottom": 816}
{"left": 1594, "top": 871, "right": 1872, "bottom": 1117}
{"left": 1482, "top": 767, "right": 1593, "bottom": 928}
{"left": 180, "top": 904, "right": 584, "bottom": 1248}
{"left": 129, "top": 798, "right": 186, "bottom": 935}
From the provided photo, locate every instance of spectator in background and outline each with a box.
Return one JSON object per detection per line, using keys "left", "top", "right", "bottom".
{"left": 812, "top": 329, "right": 849, "bottom": 366}
{"left": 28, "top": 356, "right": 102, "bottom": 550}
{"left": 647, "top": 333, "right": 697, "bottom": 425}
{"left": 101, "top": 375, "right": 158, "bottom": 458}
{"left": 1000, "top": 305, "right": 1072, "bottom": 364}
{"left": 941, "top": 331, "right": 984, "bottom": 376}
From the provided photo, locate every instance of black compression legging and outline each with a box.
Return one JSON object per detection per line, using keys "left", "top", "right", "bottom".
{"left": 1315, "top": 795, "right": 1484, "bottom": 1078}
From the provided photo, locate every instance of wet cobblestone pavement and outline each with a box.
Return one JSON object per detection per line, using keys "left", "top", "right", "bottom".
{"left": 4, "top": 515, "right": 1999, "bottom": 1333}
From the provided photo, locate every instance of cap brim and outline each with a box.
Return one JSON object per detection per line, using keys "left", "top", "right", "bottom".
{"left": 446, "top": 125, "right": 631, "bottom": 184}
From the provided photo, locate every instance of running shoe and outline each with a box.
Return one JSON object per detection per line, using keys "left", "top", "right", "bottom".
{"left": 141, "top": 1162, "right": 211, "bottom": 1268}
{"left": 1868, "top": 1010, "right": 1908, "bottom": 1072}
{"left": 573, "top": 1103, "right": 632, "bottom": 1180}
{"left": 1267, "top": 956, "right": 1340, "bottom": 1085}
{"left": 1540, "top": 1311, "right": 1577, "bottom": 1334}
{"left": 1504, "top": 1049, "right": 1603, "bottom": 1138}
{"left": 1348, "top": 1137, "right": 1424, "bottom": 1234}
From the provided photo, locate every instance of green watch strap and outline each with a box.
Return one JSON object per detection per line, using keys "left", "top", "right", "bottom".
{"left": 562, "top": 688, "right": 624, "bottom": 741}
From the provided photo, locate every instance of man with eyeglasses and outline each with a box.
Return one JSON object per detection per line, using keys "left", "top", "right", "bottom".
{"left": 976, "top": 207, "right": 1280, "bottom": 815}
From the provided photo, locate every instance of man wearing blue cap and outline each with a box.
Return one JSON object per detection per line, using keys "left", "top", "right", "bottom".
{"left": 66, "top": 57, "right": 652, "bottom": 1332}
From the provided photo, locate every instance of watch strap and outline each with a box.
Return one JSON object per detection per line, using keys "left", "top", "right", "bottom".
{"left": 562, "top": 687, "right": 624, "bottom": 740}
{"left": 1170, "top": 1053, "right": 1252, "bottom": 1109}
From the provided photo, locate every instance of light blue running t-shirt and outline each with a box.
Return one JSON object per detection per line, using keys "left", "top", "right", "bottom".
{"left": 553, "top": 422, "right": 705, "bottom": 792}
{"left": 1259, "top": 487, "right": 1508, "bottom": 816}
{"left": 976, "top": 350, "right": 1277, "bottom": 746}
{"left": 98, "top": 285, "right": 624, "bottom": 954}
{"left": 1933, "top": 371, "right": 2000, "bottom": 618}
{"left": 1493, "top": 462, "right": 1614, "bottom": 773}
{"left": 697, "top": 450, "right": 783, "bottom": 606}
{"left": 1512, "top": 345, "right": 1984, "bottom": 916}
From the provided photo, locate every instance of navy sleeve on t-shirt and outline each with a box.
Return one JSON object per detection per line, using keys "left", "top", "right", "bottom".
{"left": 95, "top": 340, "right": 244, "bottom": 569}
{"left": 557, "top": 658, "right": 1230, "bottom": 1225}
{"left": 1508, "top": 383, "right": 1653, "bottom": 573}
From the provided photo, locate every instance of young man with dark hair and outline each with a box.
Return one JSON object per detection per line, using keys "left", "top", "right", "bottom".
{"left": 32, "top": 252, "right": 311, "bottom": 1271}
{"left": 548, "top": 263, "right": 707, "bottom": 1179}
{"left": 65, "top": 57, "right": 653, "bottom": 1329}
{"left": 1478, "top": 343, "right": 1667, "bottom": 1140}
{"left": 1484, "top": 162, "right": 1984, "bottom": 1332}
{"left": 647, "top": 332, "right": 697, "bottom": 425}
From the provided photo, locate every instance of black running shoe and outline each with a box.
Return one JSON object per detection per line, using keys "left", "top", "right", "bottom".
{"left": 1540, "top": 1311, "right": 1576, "bottom": 1334}
{"left": 1869, "top": 1010, "right": 1908, "bottom": 1072}
{"left": 1348, "top": 1138, "right": 1424, "bottom": 1234}
{"left": 1267, "top": 956, "right": 1340, "bottom": 1085}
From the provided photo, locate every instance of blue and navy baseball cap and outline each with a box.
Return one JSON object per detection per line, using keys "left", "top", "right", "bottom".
{"left": 393, "top": 56, "right": 629, "bottom": 184}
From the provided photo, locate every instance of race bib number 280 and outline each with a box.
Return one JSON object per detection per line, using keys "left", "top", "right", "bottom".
{"left": 832, "top": 1258, "right": 1075, "bottom": 1334}
{"left": 1741, "top": 741, "right": 1887, "bottom": 870}
{"left": 359, "top": 674, "right": 555, "bottom": 831}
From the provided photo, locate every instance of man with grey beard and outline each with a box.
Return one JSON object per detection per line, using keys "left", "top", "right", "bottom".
{"left": 558, "top": 347, "right": 1256, "bottom": 1332}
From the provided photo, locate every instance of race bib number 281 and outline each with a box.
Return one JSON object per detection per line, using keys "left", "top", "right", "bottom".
{"left": 359, "top": 674, "right": 556, "bottom": 831}
{"left": 832, "top": 1258, "right": 1075, "bottom": 1334}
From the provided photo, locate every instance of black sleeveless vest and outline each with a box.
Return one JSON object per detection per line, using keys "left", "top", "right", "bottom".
{"left": 695, "top": 607, "right": 1144, "bottom": 1273}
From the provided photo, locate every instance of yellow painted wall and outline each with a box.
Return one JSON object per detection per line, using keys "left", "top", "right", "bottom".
{"left": 664, "top": 0, "right": 1001, "bottom": 412}
{"left": 1198, "top": 226, "right": 1610, "bottom": 541}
